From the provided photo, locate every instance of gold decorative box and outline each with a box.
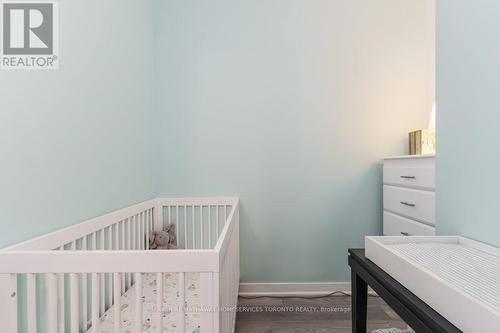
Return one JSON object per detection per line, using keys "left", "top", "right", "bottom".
{"left": 409, "top": 129, "right": 436, "bottom": 155}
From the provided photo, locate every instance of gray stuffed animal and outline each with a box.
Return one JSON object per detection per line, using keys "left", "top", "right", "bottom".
{"left": 165, "top": 223, "right": 176, "bottom": 247}
{"left": 149, "top": 224, "right": 177, "bottom": 249}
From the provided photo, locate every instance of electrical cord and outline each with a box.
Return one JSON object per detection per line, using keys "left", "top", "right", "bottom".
{"left": 239, "top": 291, "right": 378, "bottom": 300}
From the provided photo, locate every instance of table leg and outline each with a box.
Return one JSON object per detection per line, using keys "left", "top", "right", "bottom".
{"left": 352, "top": 270, "right": 368, "bottom": 333}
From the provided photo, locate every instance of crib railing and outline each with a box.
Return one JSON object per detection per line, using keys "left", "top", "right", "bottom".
{"left": 215, "top": 199, "right": 240, "bottom": 333}
{"left": 0, "top": 197, "right": 239, "bottom": 333}
{"left": 157, "top": 198, "right": 234, "bottom": 250}
{"left": 4, "top": 200, "right": 156, "bottom": 252}
{"left": 0, "top": 252, "right": 218, "bottom": 333}
{"left": 2, "top": 201, "right": 156, "bottom": 333}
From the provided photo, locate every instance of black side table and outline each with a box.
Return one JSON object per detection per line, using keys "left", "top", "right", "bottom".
{"left": 348, "top": 248, "right": 461, "bottom": 333}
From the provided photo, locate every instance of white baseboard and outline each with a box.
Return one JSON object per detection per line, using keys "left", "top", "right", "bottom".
{"left": 238, "top": 282, "right": 352, "bottom": 297}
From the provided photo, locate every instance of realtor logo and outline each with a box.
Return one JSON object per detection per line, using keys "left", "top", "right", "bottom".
{"left": 1, "top": 1, "right": 58, "bottom": 69}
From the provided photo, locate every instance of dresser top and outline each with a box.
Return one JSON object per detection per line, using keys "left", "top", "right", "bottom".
{"left": 384, "top": 154, "right": 435, "bottom": 161}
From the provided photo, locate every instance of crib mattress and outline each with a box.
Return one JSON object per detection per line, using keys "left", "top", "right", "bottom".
{"left": 97, "top": 273, "right": 201, "bottom": 333}
{"left": 365, "top": 236, "right": 500, "bottom": 333}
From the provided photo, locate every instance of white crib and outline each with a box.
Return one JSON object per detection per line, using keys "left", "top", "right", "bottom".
{"left": 0, "top": 197, "right": 240, "bottom": 333}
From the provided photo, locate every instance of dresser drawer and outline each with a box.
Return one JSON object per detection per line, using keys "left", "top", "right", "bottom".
{"left": 383, "top": 185, "right": 435, "bottom": 225}
{"left": 383, "top": 211, "right": 435, "bottom": 236}
{"left": 383, "top": 166, "right": 435, "bottom": 190}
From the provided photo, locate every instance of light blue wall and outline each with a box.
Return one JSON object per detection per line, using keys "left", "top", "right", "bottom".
{"left": 0, "top": 0, "right": 435, "bottom": 284}
{"left": 0, "top": 0, "right": 155, "bottom": 248}
{"left": 436, "top": 1, "right": 500, "bottom": 247}
{"left": 153, "top": 0, "right": 435, "bottom": 282}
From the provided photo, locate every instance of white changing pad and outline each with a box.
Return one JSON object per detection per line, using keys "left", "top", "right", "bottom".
{"left": 97, "top": 273, "right": 201, "bottom": 333}
{"left": 387, "top": 242, "right": 500, "bottom": 314}
{"left": 365, "top": 236, "right": 500, "bottom": 333}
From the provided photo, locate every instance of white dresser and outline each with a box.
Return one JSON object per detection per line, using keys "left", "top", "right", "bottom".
{"left": 383, "top": 155, "right": 435, "bottom": 236}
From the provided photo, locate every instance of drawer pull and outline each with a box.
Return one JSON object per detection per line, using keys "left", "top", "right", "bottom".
{"left": 400, "top": 201, "right": 416, "bottom": 207}
{"left": 401, "top": 232, "right": 410, "bottom": 236}
{"left": 400, "top": 175, "right": 416, "bottom": 179}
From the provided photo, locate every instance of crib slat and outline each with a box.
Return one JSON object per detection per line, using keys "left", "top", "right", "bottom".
{"left": 127, "top": 219, "right": 132, "bottom": 288}
{"left": 134, "top": 214, "right": 138, "bottom": 250}
{"left": 149, "top": 209, "right": 153, "bottom": 246}
{"left": 199, "top": 273, "right": 214, "bottom": 333}
{"left": 209, "top": 205, "right": 212, "bottom": 248}
{"left": 141, "top": 212, "right": 145, "bottom": 249}
{"left": 176, "top": 206, "right": 179, "bottom": 243}
{"left": 27, "top": 273, "right": 37, "bottom": 333}
{"left": 192, "top": 206, "right": 195, "bottom": 249}
{"left": 108, "top": 226, "right": 113, "bottom": 306}
{"left": 99, "top": 228, "right": 104, "bottom": 247}
{"left": 58, "top": 247, "right": 65, "bottom": 333}
{"left": 146, "top": 210, "right": 150, "bottom": 249}
{"left": 132, "top": 215, "right": 137, "bottom": 250}
{"left": 0, "top": 274, "right": 17, "bottom": 333}
{"left": 138, "top": 213, "right": 142, "bottom": 249}
{"left": 151, "top": 208, "right": 154, "bottom": 237}
{"left": 137, "top": 212, "right": 146, "bottom": 250}
{"left": 96, "top": 229, "right": 104, "bottom": 250}
{"left": 201, "top": 205, "right": 205, "bottom": 249}
{"left": 42, "top": 272, "right": 50, "bottom": 332}
{"left": 153, "top": 205, "right": 162, "bottom": 231}
{"left": 120, "top": 221, "right": 125, "bottom": 293}
{"left": 184, "top": 206, "right": 187, "bottom": 249}
{"left": 92, "top": 273, "right": 100, "bottom": 333}
{"left": 127, "top": 219, "right": 132, "bottom": 252}
{"left": 143, "top": 212, "right": 147, "bottom": 249}
{"left": 156, "top": 272, "right": 163, "bottom": 332}
{"left": 100, "top": 230, "right": 105, "bottom": 315}
{"left": 142, "top": 212, "right": 145, "bottom": 249}
{"left": 70, "top": 230, "right": 77, "bottom": 333}
{"left": 47, "top": 273, "right": 58, "bottom": 333}
{"left": 115, "top": 222, "right": 119, "bottom": 250}
{"left": 70, "top": 273, "right": 79, "bottom": 333}
{"left": 179, "top": 272, "right": 186, "bottom": 333}
{"left": 223, "top": 206, "right": 227, "bottom": 228}
{"left": 216, "top": 206, "right": 220, "bottom": 238}
{"left": 113, "top": 273, "right": 121, "bottom": 333}
{"left": 114, "top": 223, "right": 119, "bottom": 253}
{"left": 135, "top": 273, "right": 143, "bottom": 333}
{"left": 90, "top": 232, "right": 99, "bottom": 319}
{"left": 81, "top": 237, "right": 88, "bottom": 331}
{"left": 139, "top": 212, "right": 145, "bottom": 249}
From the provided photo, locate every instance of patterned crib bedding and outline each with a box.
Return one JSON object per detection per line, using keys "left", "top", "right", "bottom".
{"left": 97, "top": 273, "right": 201, "bottom": 333}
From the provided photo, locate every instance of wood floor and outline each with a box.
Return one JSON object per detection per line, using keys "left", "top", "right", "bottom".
{"left": 235, "top": 295, "right": 409, "bottom": 333}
